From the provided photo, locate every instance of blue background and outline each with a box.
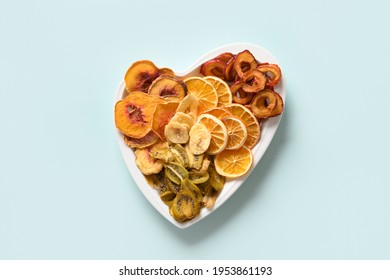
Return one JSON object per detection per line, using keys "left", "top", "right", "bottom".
{"left": 1, "top": 0, "right": 389, "bottom": 259}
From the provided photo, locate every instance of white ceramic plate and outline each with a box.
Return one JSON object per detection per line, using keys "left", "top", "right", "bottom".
{"left": 114, "top": 43, "right": 286, "bottom": 229}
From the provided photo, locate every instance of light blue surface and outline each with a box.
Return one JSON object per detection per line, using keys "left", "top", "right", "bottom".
{"left": 1, "top": 0, "right": 389, "bottom": 259}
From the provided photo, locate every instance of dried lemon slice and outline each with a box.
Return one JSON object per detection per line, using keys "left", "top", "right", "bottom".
{"left": 223, "top": 104, "right": 260, "bottom": 149}
{"left": 197, "top": 114, "right": 228, "bottom": 155}
{"left": 221, "top": 116, "right": 247, "bottom": 150}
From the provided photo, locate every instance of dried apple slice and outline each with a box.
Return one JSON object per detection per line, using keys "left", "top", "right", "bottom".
{"left": 115, "top": 92, "right": 161, "bottom": 138}
{"left": 241, "top": 69, "right": 267, "bottom": 93}
{"left": 152, "top": 101, "right": 180, "bottom": 139}
{"left": 257, "top": 64, "right": 282, "bottom": 87}
{"left": 231, "top": 82, "right": 253, "bottom": 104}
{"left": 224, "top": 55, "right": 237, "bottom": 82}
{"left": 200, "top": 59, "right": 225, "bottom": 79}
{"left": 248, "top": 89, "right": 277, "bottom": 119}
{"left": 148, "top": 75, "right": 187, "bottom": 100}
{"left": 268, "top": 91, "right": 284, "bottom": 117}
{"left": 214, "top": 52, "right": 234, "bottom": 64}
{"left": 234, "top": 50, "right": 257, "bottom": 78}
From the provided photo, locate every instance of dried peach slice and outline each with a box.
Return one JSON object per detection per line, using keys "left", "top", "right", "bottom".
{"left": 152, "top": 100, "right": 180, "bottom": 139}
{"left": 115, "top": 92, "right": 161, "bottom": 138}
{"left": 124, "top": 60, "right": 160, "bottom": 93}
{"left": 234, "top": 50, "right": 257, "bottom": 78}
{"left": 123, "top": 130, "right": 159, "bottom": 149}
{"left": 159, "top": 67, "right": 175, "bottom": 76}
{"left": 135, "top": 147, "right": 163, "bottom": 175}
{"left": 148, "top": 75, "right": 187, "bottom": 100}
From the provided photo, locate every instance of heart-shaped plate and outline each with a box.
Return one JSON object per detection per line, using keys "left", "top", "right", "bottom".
{"left": 114, "top": 43, "right": 286, "bottom": 229}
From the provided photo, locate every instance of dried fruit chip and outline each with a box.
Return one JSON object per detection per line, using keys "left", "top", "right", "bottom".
{"left": 184, "top": 77, "right": 218, "bottom": 114}
{"left": 204, "top": 76, "right": 232, "bottom": 106}
{"left": 124, "top": 60, "right": 160, "bottom": 93}
{"left": 268, "top": 91, "right": 284, "bottom": 117}
{"left": 135, "top": 147, "right": 163, "bottom": 175}
{"left": 123, "top": 130, "right": 159, "bottom": 149}
{"left": 221, "top": 116, "right": 248, "bottom": 150}
{"left": 214, "top": 146, "right": 253, "bottom": 178}
{"left": 203, "top": 107, "right": 232, "bottom": 119}
{"left": 197, "top": 114, "right": 228, "bottom": 155}
{"left": 148, "top": 75, "right": 187, "bottom": 100}
{"left": 200, "top": 60, "right": 226, "bottom": 79}
{"left": 234, "top": 50, "right": 258, "bottom": 78}
{"left": 249, "top": 89, "right": 277, "bottom": 119}
{"left": 152, "top": 101, "right": 180, "bottom": 139}
{"left": 223, "top": 104, "right": 260, "bottom": 149}
{"left": 257, "top": 64, "right": 282, "bottom": 87}
{"left": 115, "top": 92, "right": 161, "bottom": 138}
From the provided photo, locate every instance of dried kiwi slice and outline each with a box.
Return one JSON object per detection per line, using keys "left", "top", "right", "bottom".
{"left": 165, "top": 176, "right": 182, "bottom": 194}
{"left": 189, "top": 171, "right": 210, "bottom": 185}
{"left": 181, "top": 178, "right": 203, "bottom": 205}
{"left": 169, "top": 144, "right": 189, "bottom": 168}
{"left": 192, "top": 154, "right": 204, "bottom": 170}
{"left": 209, "top": 164, "right": 225, "bottom": 191}
{"left": 164, "top": 162, "right": 189, "bottom": 185}
{"left": 169, "top": 189, "right": 200, "bottom": 222}
{"left": 160, "top": 189, "right": 176, "bottom": 205}
{"left": 197, "top": 177, "right": 211, "bottom": 195}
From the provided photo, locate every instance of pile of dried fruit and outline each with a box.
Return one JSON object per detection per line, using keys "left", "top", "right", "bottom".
{"left": 115, "top": 50, "right": 283, "bottom": 222}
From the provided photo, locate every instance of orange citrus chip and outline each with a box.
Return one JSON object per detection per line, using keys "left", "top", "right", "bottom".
{"left": 204, "top": 76, "right": 232, "bottom": 106}
{"left": 197, "top": 114, "right": 228, "bottom": 155}
{"left": 223, "top": 104, "right": 260, "bottom": 149}
{"left": 214, "top": 146, "right": 253, "bottom": 178}
{"left": 221, "top": 116, "right": 247, "bottom": 150}
{"left": 184, "top": 77, "right": 218, "bottom": 114}
{"left": 203, "top": 107, "right": 231, "bottom": 119}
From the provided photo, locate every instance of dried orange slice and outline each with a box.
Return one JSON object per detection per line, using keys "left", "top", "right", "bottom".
{"left": 214, "top": 146, "right": 253, "bottom": 178}
{"left": 204, "top": 76, "right": 232, "bottom": 106}
{"left": 203, "top": 107, "right": 231, "bottom": 120}
{"left": 221, "top": 116, "right": 247, "bottom": 150}
{"left": 197, "top": 114, "right": 228, "bottom": 155}
{"left": 223, "top": 104, "right": 260, "bottom": 149}
{"left": 184, "top": 77, "right": 218, "bottom": 114}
